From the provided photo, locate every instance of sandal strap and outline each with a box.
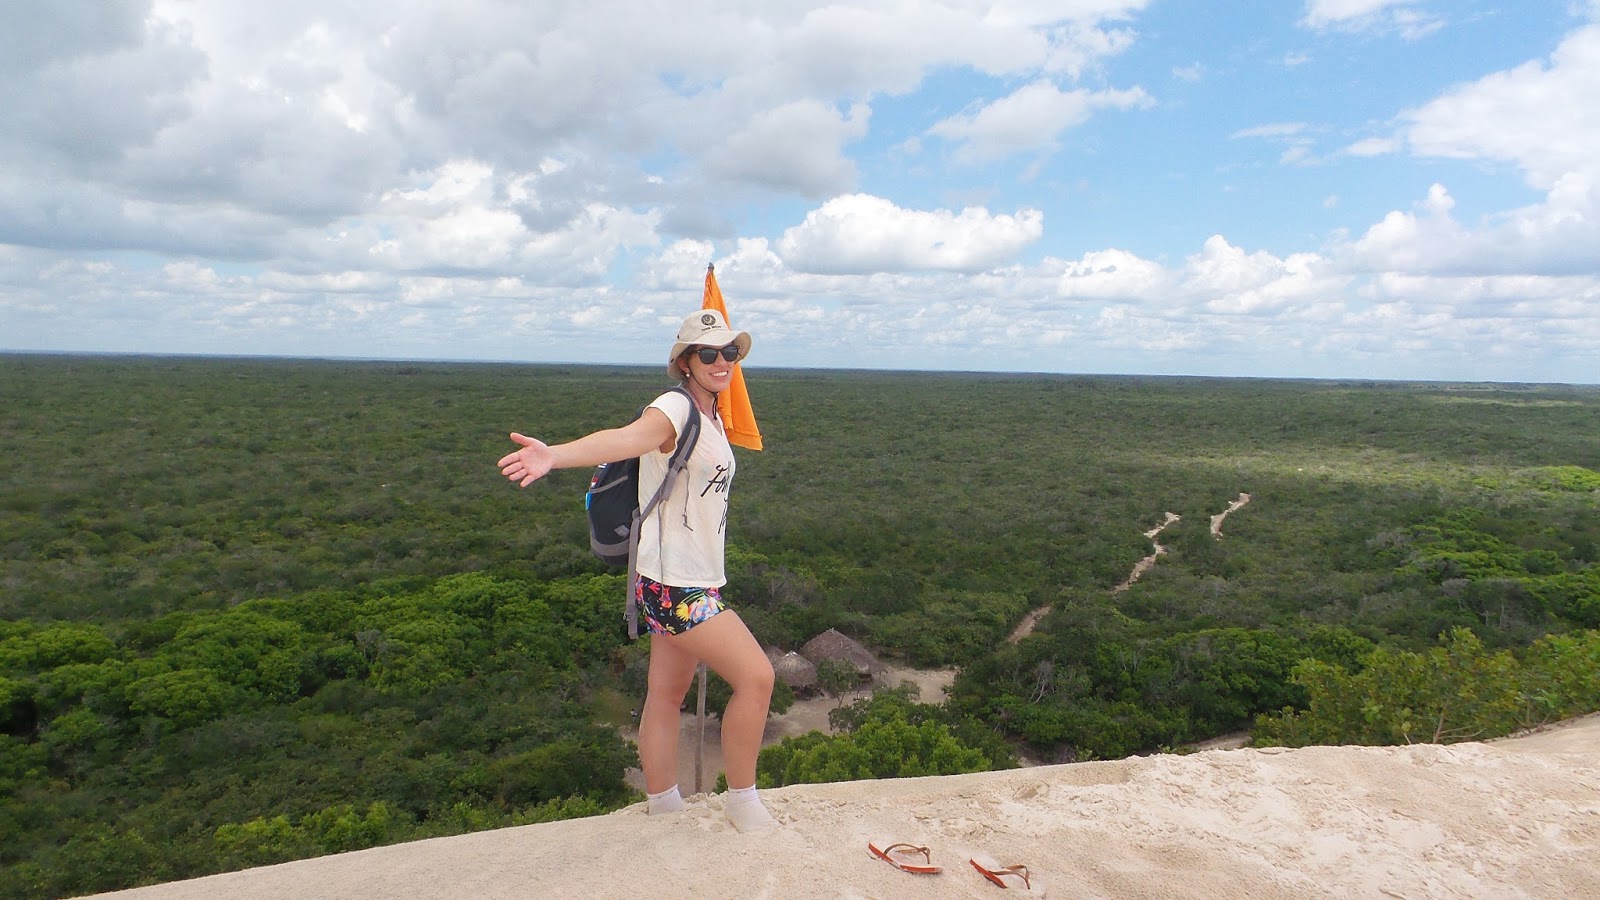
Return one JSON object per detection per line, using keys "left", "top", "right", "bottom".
{"left": 882, "top": 843, "right": 931, "bottom": 863}
{"left": 971, "top": 859, "right": 1032, "bottom": 889}
{"left": 995, "top": 864, "right": 1030, "bottom": 888}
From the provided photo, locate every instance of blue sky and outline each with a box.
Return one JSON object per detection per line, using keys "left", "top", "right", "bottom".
{"left": 3, "top": 0, "right": 1598, "bottom": 383}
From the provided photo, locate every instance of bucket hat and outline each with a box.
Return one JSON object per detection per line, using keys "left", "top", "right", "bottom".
{"left": 667, "top": 309, "right": 752, "bottom": 379}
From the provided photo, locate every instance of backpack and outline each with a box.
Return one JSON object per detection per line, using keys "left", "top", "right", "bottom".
{"left": 584, "top": 386, "right": 702, "bottom": 638}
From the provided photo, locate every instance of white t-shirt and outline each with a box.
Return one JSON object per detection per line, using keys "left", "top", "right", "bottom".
{"left": 634, "top": 389, "right": 735, "bottom": 587}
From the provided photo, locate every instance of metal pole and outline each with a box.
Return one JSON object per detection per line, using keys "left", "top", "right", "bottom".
{"left": 694, "top": 663, "right": 708, "bottom": 793}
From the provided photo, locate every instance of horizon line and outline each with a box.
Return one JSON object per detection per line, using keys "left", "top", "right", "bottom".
{"left": 3, "top": 348, "right": 1595, "bottom": 389}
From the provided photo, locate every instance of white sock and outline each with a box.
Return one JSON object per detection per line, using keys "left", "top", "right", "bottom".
{"left": 647, "top": 784, "right": 688, "bottom": 815}
{"left": 723, "top": 784, "right": 778, "bottom": 833}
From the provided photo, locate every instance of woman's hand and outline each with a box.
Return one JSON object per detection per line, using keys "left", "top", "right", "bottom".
{"left": 498, "top": 433, "right": 556, "bottom": 487}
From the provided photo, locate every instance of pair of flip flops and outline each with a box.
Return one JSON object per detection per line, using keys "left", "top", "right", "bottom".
{"left": 868, "top": 842, "right": 1037, "bottom": 891}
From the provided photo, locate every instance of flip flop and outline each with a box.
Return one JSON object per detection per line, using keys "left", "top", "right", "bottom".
{"left": 868, "top": 841, "right": 941, "bottom": 874}
{"left": 970, "top": 856, "right": 1039, "bottom": 892}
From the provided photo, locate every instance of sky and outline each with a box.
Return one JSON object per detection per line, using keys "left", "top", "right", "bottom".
{"left": 3, "top": 1, "right": 1598, "bottom": 384}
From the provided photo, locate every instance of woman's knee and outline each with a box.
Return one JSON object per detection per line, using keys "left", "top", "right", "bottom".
{"left": 645, "top": 663, "right": 697, "bottom": 707}
{"left": 644, "top": 681, "right": 692, "bottom": 712}
{"left": 737, "top": 655, "right": 775, "bottom": 699}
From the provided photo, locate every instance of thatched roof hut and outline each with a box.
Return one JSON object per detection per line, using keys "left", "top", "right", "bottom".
{"left": 800, "top": 628, "right": 887, "bottom": 677}
{"left": 772, "top": 652, "right": 818, "bottom": 690}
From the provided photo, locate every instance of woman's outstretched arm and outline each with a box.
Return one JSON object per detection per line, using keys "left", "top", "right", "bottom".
{"left": 497, "top": 406, "right": 676, "bottom": 488}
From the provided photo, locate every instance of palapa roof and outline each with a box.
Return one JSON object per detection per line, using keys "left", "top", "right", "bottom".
{"left": 772, "top": 652, "right": 818, "bottom": 689}
{"left": 799, "top": 628, "right": 887, "bottom": 675}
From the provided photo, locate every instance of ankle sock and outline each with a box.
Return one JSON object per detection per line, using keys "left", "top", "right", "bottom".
{"left": 723, "top": 784, "right": 778, "bottom": 833}
{"left": 647, "top": 784, "right": 688, "bottom": 815}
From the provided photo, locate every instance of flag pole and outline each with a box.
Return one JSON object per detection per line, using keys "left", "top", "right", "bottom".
{"left": 694, "top": 663, "right": 707, "bottom": 793}
{"left": 694, "top": 267, "right": 711, "bottom": 795}
{"left": 693, "top": 260, "right": 761, "bottom": 794}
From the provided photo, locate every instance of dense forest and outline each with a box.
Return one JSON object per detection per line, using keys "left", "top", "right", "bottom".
{"left": 3, "top": 355, "right": 1598, "bottom": 898}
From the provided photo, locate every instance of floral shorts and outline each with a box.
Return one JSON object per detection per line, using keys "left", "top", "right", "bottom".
{"left": 635, "top": 575, "right": 728, "bottom": 636}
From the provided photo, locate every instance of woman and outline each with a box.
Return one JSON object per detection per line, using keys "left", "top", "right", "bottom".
{"left": 497, "top": 309, "right": 778, "bottom": 833}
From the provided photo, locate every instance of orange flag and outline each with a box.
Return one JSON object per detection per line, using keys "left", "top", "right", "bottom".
{"left": 702, "top": 264, "right": 763, "bottom": 451}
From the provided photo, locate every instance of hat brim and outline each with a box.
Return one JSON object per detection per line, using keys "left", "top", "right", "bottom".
{"left": 668, "top": 329, "right": 752, "bottom": 379}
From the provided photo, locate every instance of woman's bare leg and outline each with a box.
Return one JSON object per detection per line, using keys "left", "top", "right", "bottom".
{"left": 661, "top": 610, "right": 774, "bottom": 789}
{"left": 639, "top": 633, "right": 698, "bottom": 795}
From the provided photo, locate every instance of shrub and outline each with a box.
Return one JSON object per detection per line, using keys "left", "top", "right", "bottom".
{"left": 1255, "top": 627, "right": 1600, "bottom": 747}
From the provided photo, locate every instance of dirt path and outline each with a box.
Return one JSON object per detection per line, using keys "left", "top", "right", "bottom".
{"left": 1210, "top": 492, "right": 1251, "bottom": 539}
{"left": 620, "top": 664, "right": 956, "bottom": 794}
{"left": 1113, "top": 511, "right": 1181, "bottom": 593}
{"left": 1011, "top": 495, "right": 1254, "bottom": 642}
{"left": 1006, "top": 604, "right": 1052, "bottom": 643}
{"left": 1009, "top": 511, "right": 1182, "bottom": 642}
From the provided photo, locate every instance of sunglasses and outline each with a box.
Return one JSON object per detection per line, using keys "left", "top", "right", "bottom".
{"left": 693, "top": 344, "right": 742, "bottom": 364}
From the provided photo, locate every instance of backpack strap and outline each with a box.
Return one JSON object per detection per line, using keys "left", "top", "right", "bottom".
{"left": 625, "top": 386, "right": 703, "bottom": 640}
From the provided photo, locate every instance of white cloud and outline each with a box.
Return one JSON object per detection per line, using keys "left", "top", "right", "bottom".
{"left": 1040, "top": 20, "right": 1141, "bottom": 78}
{"left": 984, "top": 1, "right": 1150, "bottom": 28}
{"left": 779, "top": 3, "right": 1045, "bottom": 92}
{"left": 1090, "top": 305, "right": 1206, "bottom": 353}
{"left": 717, "top": 238, "right": 790, "bottom": 282}
{"left": 1303, "top": 0, "right": 1408, "bottom": 27}
{"left": 1400, "top": 25, "right": 1600, "bottom": 191}
{"left": 1231, "top": 123, "right": 1306, "bottom": 140}
{"left": 634, "top": 239, "right": 720, "bottom": 292}
{"left": 1342, "top": 137, "right": 1396, "bottom": 157}
{"left": 1233, "top": 122, "right": 1319, "bottom": 166}
{"left": 1185, "top": 237, "right": 1333, "bottom": 314}
{"left": 1054, "top": 237, "right": 1347, "bottom": 318}
{"left": 703, "top": 101, "right": 870, "bottom": 198}
{"left": 776, "top": 194, "right": 1044, "bottom": 274}
{"left": 1307, "top": 24, "right": 1600, "bottom": 286}
{"left": 1057, "top": 249, "right": 1172, "bottom": 299}
{"left": 0, "top": 7, "right": 202, "bottom": 168}
{"left": 0, "top": 0, "right": 1151, "bottom": 260}
{"left": 1346, "top": 178, "right": 1600, "bottom": 278}
{"left": 929, "top": 80, "right": 1152, "bottom": 162}
{"left": 1370, "top": 271, "right": 1600, "bottom": 318}
{"left": 978, "top": 0, "right": 1148, "bottom": 79}
{"left": 303, "top": 160, "right": 661, "bottom": 278}
{"left": 1043, "top": 229, "right": 1598, "bottom": 376}
{"left": 1301, "top": 1, "right": 1444, "bottom": 39}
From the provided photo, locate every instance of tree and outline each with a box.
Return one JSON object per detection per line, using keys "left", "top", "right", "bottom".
{"left": 159, "top": 612, "right": 311, "bottom": 701}
{"left": 816, "top": 658, "right": 858, "bottom": 709}
{"left": 757, "top": 712, "right": 990, "bottom": 787}
{"left": 485, "top": 735, "right": 636, "bottom": 808}
{"left": 1254, "top": 627, "right": 1600, "bottom": 748}
{"left": 125, "top": 668, "right": 244, "bottom": 728}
